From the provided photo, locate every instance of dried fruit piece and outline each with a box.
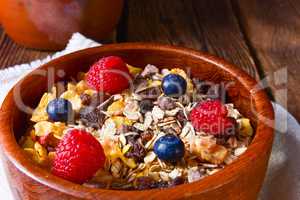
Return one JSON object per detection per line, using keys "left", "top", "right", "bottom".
{"left": 60, "top": 90, "right": 82, "bottom": 112}
{"left": 31, "top": 87, "right": 56, "bottom": 122}
{"left": 127, "top": 64, "right": 142, "bottom": 76}
{"left": 238, "top": 118, "right": 253, "bottom": 137}
{"left": 34, "top": 121, "right": 65, "bottom": 137}
{"left": 107, "top": 99, "right": 125, "bottom": 116}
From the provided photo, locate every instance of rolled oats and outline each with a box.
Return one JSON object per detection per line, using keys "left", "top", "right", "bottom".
{"left": 21, "top": 63, "right": 254, "bottom": 190}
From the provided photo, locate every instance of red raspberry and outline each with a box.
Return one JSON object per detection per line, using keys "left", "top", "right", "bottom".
{"left": 51, "top": 129, "right": 106, "bottom": 184}
{"left": 86, "top": 56, "right": 130, "bottom": 94}
{"left": 189, "top": 100, "right": 235, "bottom": 136}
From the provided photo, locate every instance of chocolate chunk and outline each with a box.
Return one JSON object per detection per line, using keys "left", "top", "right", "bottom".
{"left": 125, "top": 135, "right": 146, "bottom": 162}
{"left": 138, "top": 87, "right": 162, "bottom": 100}
{"left": 134, "top": 78, "right": 148, "bottom": 93}
{"left": 158, "top": 96, "right": 176, "bottom": 110}
{"left": 139, "top": 99, "right": 154, "bottom": 114}
{"left": 134, "top": 177, "right": 156, "bottom": 190}
{"left": 170, "top": 177, "right": 185, "bottom": 186}
{"left": 79, "top": 107, "right": 105, "bottom": 129}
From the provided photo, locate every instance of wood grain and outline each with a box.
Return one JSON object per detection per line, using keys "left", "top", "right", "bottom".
{"left": 233, "top": 0, "right": 300, "bottom": 120}
{"left": 0, "top": 27, "right": 51, "bottom": 68}
{"left": 0, "top": 43, "right": 274, "bottom": 200}
{"left": 124, "top": 0, "right": 260, "bottom": 79}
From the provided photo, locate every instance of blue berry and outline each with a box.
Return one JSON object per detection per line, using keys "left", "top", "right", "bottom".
{"left": 162, "top": 74, "right": 187, "bottom": 97}
{"left": 47, "top": 98, "right": 73, "bottom": 122}
{"left": 153, "top": 134, "right": 185, "bottom": 162}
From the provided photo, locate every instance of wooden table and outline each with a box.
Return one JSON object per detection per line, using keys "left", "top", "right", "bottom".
{"left": 0, "top": 0, "right": 299, "bottom": 122}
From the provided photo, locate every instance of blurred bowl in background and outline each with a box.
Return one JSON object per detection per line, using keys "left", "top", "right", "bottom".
{"left": 0, "top": 0, "right": 124, "bottom": 50}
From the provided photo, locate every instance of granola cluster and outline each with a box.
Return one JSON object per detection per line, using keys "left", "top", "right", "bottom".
{"left": 20, "top": 64, "right": 253, "bottom": 190}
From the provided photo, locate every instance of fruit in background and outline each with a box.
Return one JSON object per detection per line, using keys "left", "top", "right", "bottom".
{"left": 189, "top": 100, "right": 235, "bottom": 136}
{"left": 52, "top": 129, "right": 106, "bottom": 184}
{"left": 46, "top": 98, "right": 73, "bottom": 122}
{"left": 153, "top": 134, "right": 185, "bottom": 162}
{"left": 162, "top": 74, "right": 187, "bottom": 97}
{"left": 86, "top": 56, "right": 130, "bottom": 94}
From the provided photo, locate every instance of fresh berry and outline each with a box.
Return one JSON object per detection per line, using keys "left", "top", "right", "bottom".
{"left": 47, "top": 98, "right": 73, "bottom": 122}
{"left": 189, "top": 100, "right": 235, "bottom": 136}
{"left": 86, "top": 56, "right": 130, "bottom": 94}
{"left": 153, "top": 134, "right": 185, "bottom": 162}
{"left": 162, "top": 74, "right": 187, "bottom": 97}
{"left": 51, "top": 129, "right": 106, "bottom": 184}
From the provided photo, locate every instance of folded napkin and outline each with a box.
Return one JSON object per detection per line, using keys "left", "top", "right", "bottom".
{"left": 0, "top": 33, "right": 299, "bottom": 200}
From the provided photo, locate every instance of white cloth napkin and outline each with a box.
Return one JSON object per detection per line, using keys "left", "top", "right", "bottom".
{"left": 0, "top": 33, "right": 299, "bottom": 200}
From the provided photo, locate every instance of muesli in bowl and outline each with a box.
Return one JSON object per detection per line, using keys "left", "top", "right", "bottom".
{"left": 19, "top": 56, "right": 254, "bottom": 190}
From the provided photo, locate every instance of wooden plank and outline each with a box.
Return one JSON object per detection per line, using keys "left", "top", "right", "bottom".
{"left": 233, "top": 0, "right": 300, "bottom": 121}
{"left": 124, "top": 0, "right": 260, "bottom": 79}
{"left": 0, "top": 27, "right": 51, "bottom": 69}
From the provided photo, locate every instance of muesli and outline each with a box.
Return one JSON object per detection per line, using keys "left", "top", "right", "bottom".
{"left": 19, "top": 56, "right": 253, "bottom": 190}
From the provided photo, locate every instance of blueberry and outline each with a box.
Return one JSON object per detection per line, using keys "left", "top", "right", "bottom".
{"left": 162, "top": 74, "right": 187, "bottom": 97}
{"left": 47, "top": 98, "right": 73, "bottom": 122}
{"left": 153, "top": 134, "right": 185, "bottom": 162}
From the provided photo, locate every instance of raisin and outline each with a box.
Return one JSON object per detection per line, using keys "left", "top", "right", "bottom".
{"left": 169, "top": 177, "right": 185, "bottom": 187}
{"left": 139, "top": 99, "right": 154, "bottom": 114}
{"left": 125, "top": 135, "right": 146, "bottom": 162}
{"left": 116, "top": 124, "right": 131, "bottom": 135}
{"left": 134, "top": 177, "right": 156, "bottom": 190}
{"left": 176, "top": 110, "right": 187, "bottom": 125}
{"left": 151, "top": 181, "right": 169, "bottom": 189}
{"left": 80, "top": 94, "right": 92, "bottom": 106}
{"left": 140, "top": 131, "right": 154, "bottom": 144}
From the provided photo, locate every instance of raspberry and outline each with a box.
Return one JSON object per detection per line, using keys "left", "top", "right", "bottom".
{"left": 51, "top": 129, "right": 106, "bottom": 184}
{"left": 189, "top": 100, "right": 235, "bottom": 136}
{"left": 86, "top": 56, "right": 130, "bottom": 94}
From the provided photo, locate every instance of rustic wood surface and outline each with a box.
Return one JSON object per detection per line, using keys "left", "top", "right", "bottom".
{"left": 0, "top": 0, "right": 298, "bottom": 121}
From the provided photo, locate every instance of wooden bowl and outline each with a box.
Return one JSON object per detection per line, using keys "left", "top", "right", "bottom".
{"left": 0, "top": 43, "right": 274, "bottom": 200}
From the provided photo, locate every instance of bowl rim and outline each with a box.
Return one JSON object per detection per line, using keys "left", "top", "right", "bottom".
{"left": 0, "top": 43, "right": 274, "bottom": 199}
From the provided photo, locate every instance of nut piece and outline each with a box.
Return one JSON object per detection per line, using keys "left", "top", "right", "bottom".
{"left": 123, "top": 101, "right": 141, "bottom": 121}
{"left": 141, "top": 64, "right": 159, "bottom": 77}
{"left": 158, "top": 96, "right": 176, "bottom": 110}
{"left": 152, "top": 106, "right": 165, "bottom": 121}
